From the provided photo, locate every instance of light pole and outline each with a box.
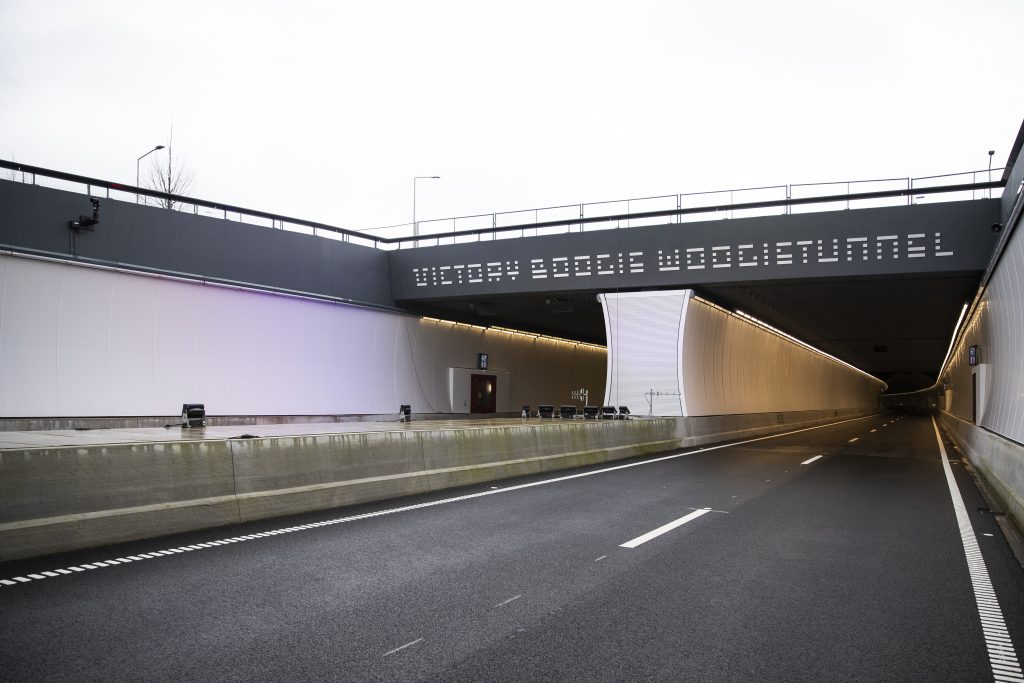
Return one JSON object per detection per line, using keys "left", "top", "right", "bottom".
{"left": 413, "top": 175, "right": 440, "bottom": 237}
{"left": 136, "top": 145, "right": 165, "bottom": 204}
{"left": 988, "top": 150, "right": 995, "bottom": 199}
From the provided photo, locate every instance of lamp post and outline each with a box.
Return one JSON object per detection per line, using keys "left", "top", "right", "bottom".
{"left": 136, "top": 145, "right": 165, "bottom": 204}
{"left": 988, "top": 150, "right": 995, "bottom": 199}
{"left": 413, "top": 175, "right": 440, "bottom": 237}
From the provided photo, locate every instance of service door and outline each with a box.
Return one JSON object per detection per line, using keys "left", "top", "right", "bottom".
{"left": 470, "top": 374, "right": 497, "bottom": 414}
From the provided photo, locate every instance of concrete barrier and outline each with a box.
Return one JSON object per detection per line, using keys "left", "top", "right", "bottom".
{"left": 0, "top": 409, "right": 878, "bottom": 561}
{"left": 937, "top": 411, "right": 1024, "bottom": 531}
{"left": 677, "top": 407, "right": 877, "bottom": 447}
{"left": 0, "top": 441, "right": 239, "bottom": 561}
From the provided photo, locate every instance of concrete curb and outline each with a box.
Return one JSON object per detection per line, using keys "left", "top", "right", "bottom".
{"left": 937, "top": 411, "right": 1024, "bottom": 533}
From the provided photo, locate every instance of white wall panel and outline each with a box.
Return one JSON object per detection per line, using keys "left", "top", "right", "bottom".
{"left": 56, "top": 266, "right": 112, "bottom": 415}
{"left": 0, "top": 254, "right": 605, "bottom": 417}
{"left": 600, "top": 291, "right": 688, "bottom": 416}
{"left": 943, "top": 219, "right": 1024, "bottom": 444}
{"left": 2, "top": 257, "right": 62, "bottom": 415}
{"left": 106, "top": 274, "right": 159, "bottom": 415}
{"left": 194, "top": 285, "right": 238, "bottom": 416}
{"left": 602, "top": 290, "right": 885, "bottom": 417}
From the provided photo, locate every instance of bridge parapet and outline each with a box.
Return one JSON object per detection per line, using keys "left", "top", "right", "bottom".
{"left": 390, "top": 200, "right": 1002, "bottom": 299}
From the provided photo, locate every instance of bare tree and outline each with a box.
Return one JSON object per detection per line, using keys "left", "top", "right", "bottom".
{"left": 145, "top": 129, "right": 195, "bottom": 210}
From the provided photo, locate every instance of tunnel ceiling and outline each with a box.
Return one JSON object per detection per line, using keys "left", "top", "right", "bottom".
{"left": 399, "top": 271, "right": 982, "bottom": 394}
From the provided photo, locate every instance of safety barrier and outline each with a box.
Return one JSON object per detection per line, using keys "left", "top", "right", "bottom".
{"left": 0, "top": 408, "right": 877, "bottom": 560}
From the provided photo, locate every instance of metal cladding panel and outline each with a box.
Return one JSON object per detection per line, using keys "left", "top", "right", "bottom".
{"left": 600, "top": 291, "right": 689, "bottom": 416}
{"left": 944, "top": 215, "right": 1024, "bottom": 443}
{"left": 389, "top": 200, "right": 1002, "bottom": 300}
{"left": 0, "top": 254, "right": 605, "bottom": 417}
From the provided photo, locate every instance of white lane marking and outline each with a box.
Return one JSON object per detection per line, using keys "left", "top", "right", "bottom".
{"left": 594, "top": 555, "right": 607, "bottom": 562}
{"left": 382, "top": 638, "right": 423, "bottom": 657}
{"left": 494, "top": 594, "right": 522, "bottom": 608}
{"left": 870, "top": 429, "right": 877, "bottom": 433}
{"left": 848, "top": 438, "right": 859, "bottom": 443}
{"left": 931, "top": 418, "right": 1023, "bottom": 681}
{"left": 621, "top": 508, "right": 712, "bottom": 549}
{"left": 801, "top": 455, "right": 824, "bottom": 465}
{"left": 0, "top": 415, "right": 878, "bottom": 589}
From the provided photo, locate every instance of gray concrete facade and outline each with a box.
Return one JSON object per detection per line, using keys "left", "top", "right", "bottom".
{"left": 0, "top": 181, "right": 395, "bottom": 308}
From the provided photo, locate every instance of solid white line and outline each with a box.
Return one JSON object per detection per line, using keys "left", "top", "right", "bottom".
{"left": 801, "top": 455, "right": 824, "bottom": 465}
{"left": 382, "top": 638, "right": 423, "bottom": 657}
{"left": 0, "top": 415, "right": 878, "bottom": 589}
{"left": 494, "top": 595, "right": 522, "bottom": 608}
{"left": 931, "top": 417, "right": 1023, "bottom": 680}
{"left": 621, "top": 508, "right": 712, "bottom": 548}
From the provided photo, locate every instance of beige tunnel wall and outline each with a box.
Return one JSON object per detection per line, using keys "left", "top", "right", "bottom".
{"left": 601, "top": 290, "right": 886, "bottom": 416}
{"left": 0, "top": 253, "right": 606, "bottom": 417}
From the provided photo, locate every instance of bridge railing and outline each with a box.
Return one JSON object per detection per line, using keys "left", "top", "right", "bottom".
{"left": 0, "top": 159, "right": 1005, "bottom": 252}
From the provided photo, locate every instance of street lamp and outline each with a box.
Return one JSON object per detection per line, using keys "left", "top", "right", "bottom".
{"left": 136, "top": 145, "right": 165, "bottom": 203}
{"left": 413, "top": 175, "right": 440, "bottom": 237}
{"left": 988, "top": 150, "right": 995, "bottom": 199}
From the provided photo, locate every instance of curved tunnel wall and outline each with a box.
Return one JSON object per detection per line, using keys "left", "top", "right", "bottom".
{"left": 0, "top": 253, "right": 606, "bottom": 418}
{"left": 601, "top": 290, "right": 886, "bottom": 417}
{"left": 941, "top": 200, "right": 1024, "bottom": 444}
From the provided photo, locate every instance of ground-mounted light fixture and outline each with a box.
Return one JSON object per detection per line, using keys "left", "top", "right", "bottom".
{"left": 181, "top": 403, "right": 206, "bottom": 428}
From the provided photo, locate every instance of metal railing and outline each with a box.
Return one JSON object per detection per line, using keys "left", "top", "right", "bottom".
{"left": 0, "top": 159, "right": 1006, "bottom": 251}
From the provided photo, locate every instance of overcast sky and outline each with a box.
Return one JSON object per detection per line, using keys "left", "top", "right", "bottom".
{"left": 1, "top": 0, "right": 1021, "bottom": 233}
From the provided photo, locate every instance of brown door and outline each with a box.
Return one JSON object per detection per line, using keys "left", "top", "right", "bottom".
{"left": 972, "top": 372, "right": 977, "bottom": 423}
{"left": 470, "top": 374, "right": 497, "bottom": 414}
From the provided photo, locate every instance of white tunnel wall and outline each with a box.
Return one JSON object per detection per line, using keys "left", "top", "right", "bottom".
{"left": 600, "top": 291, "right": 688, "bottom": 416}
{"left": 942, "top": 215, "right": 1024, "bottom": 443}
{"left": 602, "top": 290, "right": 885, "bottom": 416}
{"left": 0, "top": 254, "right": 606, "bottom": 417}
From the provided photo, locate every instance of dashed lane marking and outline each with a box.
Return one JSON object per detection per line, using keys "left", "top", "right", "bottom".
{"left": 594, "top": 555, "right": 607, "bottom": 562}
{"left": 848, "top": 438, "right": 859, "bottom": 443}
{"left": 382, "top": 638, "right": 423, "bottom": 658}
{"left": 932, "top": 418, "right": 1023, "bottom": 682}
{"left": 801, "top": 455, "right": 825, "bottom": 465}
{"left": 621, "top": 508, "right": 713, "bottom": 549}
{"left": 0, "top": 415, "right": 878, "bottom": 589}
{"left": 494, "top": 595, "right": 522, "bottom": 608}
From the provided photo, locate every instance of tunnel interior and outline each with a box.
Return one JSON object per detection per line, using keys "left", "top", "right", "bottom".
{"left": 398, "top": 270, "right": 982, "bottom": 394}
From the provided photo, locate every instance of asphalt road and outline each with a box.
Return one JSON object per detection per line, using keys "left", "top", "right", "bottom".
{"left": 2, "top": 414, "right": 1022, "bottom": 682}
